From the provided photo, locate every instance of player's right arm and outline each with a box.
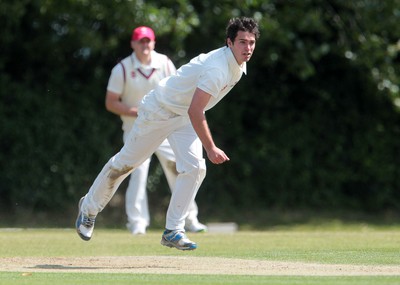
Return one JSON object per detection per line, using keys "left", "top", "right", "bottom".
{"left": 105, "top": 62, "right": 138, "bottom": 117}
{"left": 105, "top": 90, "right": 138, "bottom": 117}
{"left": 188, "top": 87, "right": 230, "bottom": 164}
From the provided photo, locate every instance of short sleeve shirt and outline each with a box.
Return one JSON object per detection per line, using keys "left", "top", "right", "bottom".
{"left": 154, "top": 47, "right": 246, "bottom": 115}
{"left": 107, "top": 51, "right": 176, "bottom": 132}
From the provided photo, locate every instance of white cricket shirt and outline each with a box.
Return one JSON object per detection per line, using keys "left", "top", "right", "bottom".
{"left": 107, "top": 51, "right": 176, "bottom": 132}
{"left": 154, "top": 46, "right": 246, "bottom": 116}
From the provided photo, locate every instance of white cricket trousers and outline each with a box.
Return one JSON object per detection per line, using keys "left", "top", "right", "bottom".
{"left": 124, "top": 136, "right": 201, "bottom": 228}
{"left": 81, "top": 92, "right": 206, "bottom": 230}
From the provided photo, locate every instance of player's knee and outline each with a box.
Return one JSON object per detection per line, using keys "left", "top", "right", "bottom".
{"left": 109, "top": 165, "right": 133, "bottom": 180}
{"left": 184, "top": 159, "right": 206, "bottom": 181}
{"left": 198, "top": 159, "right": 206, "bottom": 180}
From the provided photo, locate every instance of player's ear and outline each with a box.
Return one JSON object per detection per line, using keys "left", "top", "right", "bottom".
{"left": 227, "top": 38, "right": 233, "bottom": 47}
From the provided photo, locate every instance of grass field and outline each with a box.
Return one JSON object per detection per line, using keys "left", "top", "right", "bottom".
{"left": 1, "top": 225, "right": 400, "bottom": 284}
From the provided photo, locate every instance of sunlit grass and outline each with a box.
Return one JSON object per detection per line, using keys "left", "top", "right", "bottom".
{"left": 0, "top": 227, "right": 399, "bottom": 265}
{"left": 1, "top": 227, "right": 400, "bottom": 285}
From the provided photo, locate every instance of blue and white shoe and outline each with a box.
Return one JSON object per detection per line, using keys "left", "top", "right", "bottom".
{"left": 75, "top": 197, "right": 96, "bottom": 241}
{"left": 160, "top": 230, "right": 197, "bottom": 250}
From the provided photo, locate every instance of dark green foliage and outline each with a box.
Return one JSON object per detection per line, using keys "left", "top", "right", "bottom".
{"left": 1, "top": 0, "right": 399, "bottom": 224}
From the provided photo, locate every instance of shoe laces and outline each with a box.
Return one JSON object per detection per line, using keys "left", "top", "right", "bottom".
{"left": 165, "top": 230, "right": 192, "bottom": 244}
{"left": 81, "top": 215, "right": 95, "bottom": 228}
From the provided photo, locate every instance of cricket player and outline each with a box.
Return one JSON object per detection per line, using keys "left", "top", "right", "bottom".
{"left": 76, "top": 17, "right": 259, "bottom": 250}
{"left": 105, "top": 26, "right": 207, "bottom": 235}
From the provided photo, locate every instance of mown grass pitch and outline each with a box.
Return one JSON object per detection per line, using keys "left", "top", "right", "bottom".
{"left": 1, "top": 226, "right": 400, "bottom": 285}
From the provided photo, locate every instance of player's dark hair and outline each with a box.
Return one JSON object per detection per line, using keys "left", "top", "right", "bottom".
{"left": 225, "top": 17, "right": 260, "bottom": 46}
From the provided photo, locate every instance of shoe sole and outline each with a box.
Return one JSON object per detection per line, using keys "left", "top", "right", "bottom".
{"left": 160, "top": 237, "right": 197, "bottom": 251}
{"left": 76, "top": 197, "right": 91, "bottom": 241}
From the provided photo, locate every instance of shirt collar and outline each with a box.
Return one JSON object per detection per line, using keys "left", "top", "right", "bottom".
{"left": 225, "top": 47, "right": 247, "bottom": 75}
{"left": 131, "top": 51, "right": 162, "bottom": 69}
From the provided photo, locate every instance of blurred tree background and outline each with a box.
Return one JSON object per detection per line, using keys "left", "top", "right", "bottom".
{"left": 0, "top": 0, "right": 399, "bottom": 228}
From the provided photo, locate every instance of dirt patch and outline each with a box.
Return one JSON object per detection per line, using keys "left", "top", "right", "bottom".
{"left": 1, "top": 256, "right": 400, "bottom": 276}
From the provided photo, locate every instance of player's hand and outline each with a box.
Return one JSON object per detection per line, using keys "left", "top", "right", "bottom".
{"left": 206, "top": 146, "right": 230, "bottom": 164}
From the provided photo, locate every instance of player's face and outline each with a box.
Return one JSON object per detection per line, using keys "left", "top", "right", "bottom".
{"left": 227, "top": 31, "right": 256, "bottom": 65}
{"left": 131, "top": 38, "right": 155, "bottom": 56}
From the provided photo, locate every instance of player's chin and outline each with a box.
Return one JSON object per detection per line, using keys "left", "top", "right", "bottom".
{"left": 241, "top": 55, "right": 251, "bottom": 62}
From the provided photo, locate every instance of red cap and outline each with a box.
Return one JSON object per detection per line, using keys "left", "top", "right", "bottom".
{"left": 131, "top": 26, "right": 155, "bottom": 41}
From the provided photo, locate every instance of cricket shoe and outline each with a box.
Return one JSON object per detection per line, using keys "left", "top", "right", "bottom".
{"left": 126, "top": 222, "right": 147, "bottom": 235}
{"left": 185, "top": 222, "right": 208, "bottom": 233}
{"left": 75, "top": 197, "right": 96, "bottom": 241}
{"left": 160, "top": 230, "right": 197, "bottom": 250}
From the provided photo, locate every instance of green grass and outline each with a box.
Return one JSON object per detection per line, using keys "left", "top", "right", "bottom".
{"left": 2, "top": 273, "right": 400, "bottom": 285}
{"left": 1, "top": 226, "right": 400, "bottom": 285}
